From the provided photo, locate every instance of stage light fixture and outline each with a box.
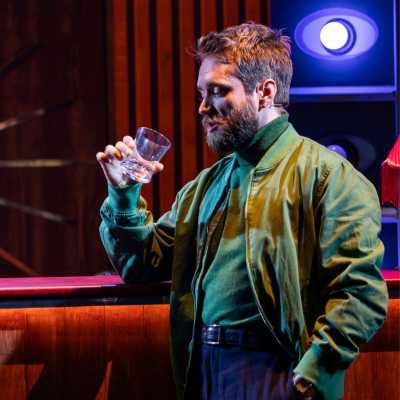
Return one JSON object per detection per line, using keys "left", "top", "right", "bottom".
{"left": 321, "top": 135, "right": 376, "bottom": 172}
{"left": 320, "top": 19, "right": 356, "bottom": 54}
{"left": 294, "top": 8, "right": 379, "bottom": 60}
{"left": 327, "top": 144, "right": 348, "bottom": 159}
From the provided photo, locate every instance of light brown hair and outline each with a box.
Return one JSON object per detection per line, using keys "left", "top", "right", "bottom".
{"left": 196, "top": 22, "right": 293, "bottom": 106}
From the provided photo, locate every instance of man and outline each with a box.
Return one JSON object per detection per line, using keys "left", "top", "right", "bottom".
{"left": 97, "top": 23, "right": 388, "bottom": 400}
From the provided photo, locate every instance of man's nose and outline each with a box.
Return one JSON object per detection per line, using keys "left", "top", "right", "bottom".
{"left": 198, "top": 98, "right": 212, "bottom": 116}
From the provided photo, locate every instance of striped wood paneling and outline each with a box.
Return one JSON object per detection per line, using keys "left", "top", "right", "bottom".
{"left": 0, "top": 0, "right": 271, "bottom": 276}
{"left": 0, "top": 1, "right": 109, "bottom": 276}
{"left": 0, "top": 298, "right": 398, "bottom": 399}
{"left": 0, "top": 304, "right": 174, "bottom": 400}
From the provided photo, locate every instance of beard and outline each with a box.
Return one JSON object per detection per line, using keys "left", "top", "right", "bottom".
{"left": 202, "top": 102, "right": 259, "bottom": 155}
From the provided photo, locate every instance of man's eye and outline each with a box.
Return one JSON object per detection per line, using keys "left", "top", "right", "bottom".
{"left": 211, "top": 86, "right": 226, "bottom": 96}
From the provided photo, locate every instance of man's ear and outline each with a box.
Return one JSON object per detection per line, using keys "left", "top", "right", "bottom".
{"left": 256, "top": 79, "right": 277, "bottom": 110}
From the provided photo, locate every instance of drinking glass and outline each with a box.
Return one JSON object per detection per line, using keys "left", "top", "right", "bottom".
{"left": 121, "top": 127, "right": 171, "bottom": 183}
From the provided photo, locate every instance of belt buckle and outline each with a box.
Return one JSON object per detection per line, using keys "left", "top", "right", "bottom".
{"left": 206, "top": 324, "right": 222, "bottom": 345}
{"left": 237, "top": 329, "right": 246, "bottom": 349}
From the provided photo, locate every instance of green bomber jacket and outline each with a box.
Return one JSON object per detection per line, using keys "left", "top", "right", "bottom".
{"left": 99, "top": 123, "right": 388, "bottom": 400}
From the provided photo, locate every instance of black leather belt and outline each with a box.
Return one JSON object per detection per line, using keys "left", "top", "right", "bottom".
{"left": 201, "top": 324, "right": 272, "bottom": 351}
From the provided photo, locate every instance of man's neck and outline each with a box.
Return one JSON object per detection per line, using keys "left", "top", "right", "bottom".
{"left": 257, "top": 108, "right": 283, "bottom": 130}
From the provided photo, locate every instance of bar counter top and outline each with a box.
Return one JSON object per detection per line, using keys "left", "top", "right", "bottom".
{"left": 0, "top": 270, "right": 397, "bottom": 307}
{"left": 0, "top": 275, "right": 171, "bottom": 307}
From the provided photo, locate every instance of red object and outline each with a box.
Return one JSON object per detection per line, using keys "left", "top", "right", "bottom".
{"left": 382, "top": 135, "right": 400, "bottom": 208}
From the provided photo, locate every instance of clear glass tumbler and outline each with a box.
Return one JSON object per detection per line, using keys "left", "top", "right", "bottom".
{"left": 121, "top": 127, "right": 171, "bottom": 183}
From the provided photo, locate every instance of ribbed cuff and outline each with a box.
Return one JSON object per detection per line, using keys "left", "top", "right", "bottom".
{"left": 293, "top": 343, "right": 345, "bottom": 400}
{"left": 107, "top": 183, "right": 142, "bottom": 212}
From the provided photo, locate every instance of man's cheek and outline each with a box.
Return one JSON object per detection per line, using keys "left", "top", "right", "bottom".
{"left": 214, "top": 100, "right": 233, "bottom": 117}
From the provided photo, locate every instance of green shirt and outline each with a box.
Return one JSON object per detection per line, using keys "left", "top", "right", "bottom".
{"left": 200, "top": 115, "right": 289, "bottom": 328}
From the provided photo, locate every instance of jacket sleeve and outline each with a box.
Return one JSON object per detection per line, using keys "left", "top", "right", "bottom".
{"left": 294, "top": 161, "right": 389, "bottom": 399}
{"left": 99, "top": 183, "right": 179, "bottom": 283}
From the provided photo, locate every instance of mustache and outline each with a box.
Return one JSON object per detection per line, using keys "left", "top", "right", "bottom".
{"left": 201, "top": 116, "right": 227, "bottom": 128}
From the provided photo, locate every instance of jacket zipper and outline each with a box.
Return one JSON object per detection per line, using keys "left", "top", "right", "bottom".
{"left": 245, "top": 170, "right": 295, "bottom": 360}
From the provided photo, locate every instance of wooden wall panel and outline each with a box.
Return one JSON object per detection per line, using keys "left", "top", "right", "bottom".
{"left": 156, "top": 0, "right": 177, "bottom": 213}
{"left": 0, "top": 0, "right": 110, "bottom": 277}
{"left": 143, "top": 304, "right": 176, "bottom": 397}
{"left": 0, "top": 309, "right": 27, "bottom": 399}
{"left": 0, "top": 299, "right": 397, "bottom": 399}
{"left": 178, "top": 0, "right": 199, "bottom": 186}
{"left": 0, "top": 0, "right": 272, "bottom": 277}
{"left": 345, "top": 352, "right": 399, "bottom": 400}
{"left": 223, "top": 0, "right": 240, "bottom": 27}
{"left": 132, "top": 0, "right": 154, "bottom": 210}
{"left": 64, "top": 306, "right": 108, "bottom": 399}
{"left": 200, "top": 0, "right": 220, "bottom": 169}
{"left": 106, "top": 0, "right": 130, "bottom": 139}
{"left": 0, "top": 304, "right": 174, "bottom": 400}
{"left": 24, "top": 308, "right": 65, "bottom": 398}
{"left": 0, "top": 2, "right": 40, "bottom": 277}
{"left": 344, "top": 299, "right": 400, "bottom": 399}
{"left": 245, "top": 0, "right": 261, "bottom": 22}
{"left": 105, "top": 305, "right": 147, "bottom": 399}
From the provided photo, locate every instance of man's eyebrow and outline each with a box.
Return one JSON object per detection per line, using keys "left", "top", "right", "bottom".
{"left": 197, "top": 82, "right": 231, "bottom": 91}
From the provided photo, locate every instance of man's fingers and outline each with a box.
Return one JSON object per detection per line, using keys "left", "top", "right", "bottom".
{"left": 96, "top": 152, "right": 108, "bottom": 162}
{"left": 122, "top": 135, "right": 136, "bottom": 149}
{"left": 141, "top": 160, "right": 164, "bottom": 173}
{"left": 96, "top": 142, "right": 164, "bottom": 179}
{"left": 153, "top": 161, "right": 164, "bottom": 172}
{"left": 115, "top": 141, "right": 133, "bottom": 157}
{"left": 105, "top": 145, "right": 122, "bottom": 160}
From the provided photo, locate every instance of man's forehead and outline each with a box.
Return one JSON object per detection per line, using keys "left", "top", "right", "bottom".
{"left": 197, "top": 56, "right": 237, "bottom": 88}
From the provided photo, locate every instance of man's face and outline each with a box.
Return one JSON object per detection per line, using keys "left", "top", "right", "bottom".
{"left": 197, "top": 56, "right": 260, "bottom": 154}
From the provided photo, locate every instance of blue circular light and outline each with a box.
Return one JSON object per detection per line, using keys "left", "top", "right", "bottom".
{"left": 320, "top": 18, "right": 356, "bottom": 55}
{"left": 294, "top": 8, "right": 379, "bottom": 60}
{"left": 320, "top": 22, "right": 349, "bottom": 50}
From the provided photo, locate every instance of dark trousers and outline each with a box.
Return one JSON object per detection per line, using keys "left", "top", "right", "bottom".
{"left": 198, "top": 343, "right": 303, "bottom": 400}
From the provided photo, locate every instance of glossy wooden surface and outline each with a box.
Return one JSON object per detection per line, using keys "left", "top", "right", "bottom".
{"left": 0, "top": 298, "right": 397, "bottom": 399}
{"left": 344, "top": 299, "right": 400, "bottom": 400}
{"left": 0, "top": 274, "right": 397, "bottom": 399}
{"left": 0, "top": 304, "right": 174, "bottom": 400}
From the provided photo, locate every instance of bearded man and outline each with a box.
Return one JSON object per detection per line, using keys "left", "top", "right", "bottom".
{"left": 97, "top": 23, "right": 388, "bottom": 400}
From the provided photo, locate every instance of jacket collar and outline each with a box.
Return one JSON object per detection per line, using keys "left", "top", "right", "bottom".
{"left": 236, "top": 115, "right": 289, "bottom": 168}
{"left": 254, "top": 123, "right": 301, "bottom": 173}
{"left": 212, "top": 122, "right": 301, "bottom": 181}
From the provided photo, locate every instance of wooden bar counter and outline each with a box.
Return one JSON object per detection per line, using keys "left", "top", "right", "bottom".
{"left": 0, "top": 272, "right": 398, "bottom": 400}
